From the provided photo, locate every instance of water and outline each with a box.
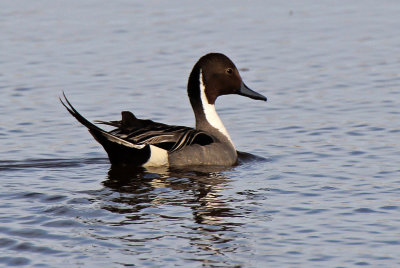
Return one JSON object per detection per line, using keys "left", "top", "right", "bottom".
{"left": 1, "top": 1, "right": 400, "bottom": 267}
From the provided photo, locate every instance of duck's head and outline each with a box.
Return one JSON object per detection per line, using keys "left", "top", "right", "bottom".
{"left": 188, "top": 53, "right": 267, "bottom": 106}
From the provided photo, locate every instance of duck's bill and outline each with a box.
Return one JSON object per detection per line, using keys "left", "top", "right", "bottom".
{"left": 238, "top": 82, "right": 267, "bottom": 101}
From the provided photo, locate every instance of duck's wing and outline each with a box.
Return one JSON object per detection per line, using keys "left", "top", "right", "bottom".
{"left": 60, "top": 93, "right": 214, "bottom": 165}
{"left": 96, "top": 112, "right": 214, "bottom": 153}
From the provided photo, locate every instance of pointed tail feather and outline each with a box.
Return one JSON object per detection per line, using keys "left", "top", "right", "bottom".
{"left": 60, "top": 92, "right": 151, "bottom": 165}
{"left": 60, "top": 92, "right": 105, "bottom": 135}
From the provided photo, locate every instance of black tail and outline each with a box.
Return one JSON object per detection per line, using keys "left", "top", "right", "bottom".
{"left": 60, "top": 92, "right": 150, "bottom": 165}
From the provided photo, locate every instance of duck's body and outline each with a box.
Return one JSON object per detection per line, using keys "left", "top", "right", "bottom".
{"left": 61, "top": 53, "right": 266, "bottom": 167}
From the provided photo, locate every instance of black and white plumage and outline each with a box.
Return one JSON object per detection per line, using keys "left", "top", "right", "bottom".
{"left": 95, "top": 111, "right": 215, "bottom": 153}
{"left": 61, "top": 53, "right": 266, "bottom": 167}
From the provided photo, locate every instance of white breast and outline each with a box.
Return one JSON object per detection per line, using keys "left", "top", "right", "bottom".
{"left": 199, "top": 70, "right": 235, "bottom": 148}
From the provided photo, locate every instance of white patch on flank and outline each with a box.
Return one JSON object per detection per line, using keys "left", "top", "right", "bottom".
{"left": 143, "top": 145, "right": 169, "bottom": 167}
{"left": 199, "top": 70, "right": 235, "bottom": 147}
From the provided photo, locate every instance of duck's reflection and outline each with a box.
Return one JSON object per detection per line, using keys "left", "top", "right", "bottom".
{"left": 102, "top": 165, "right": 239, "bottom": 226}
{"left": 93, "top": 162, "right": 258, "bottom": 262}
{"left": 99, "top": 165, "right": 245, "bottom": 257}
{"left": 87, "top": 153, "right": 269, "bottom": 263}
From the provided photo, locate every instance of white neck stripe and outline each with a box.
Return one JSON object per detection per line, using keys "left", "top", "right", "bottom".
{"left": 199, "top": 70, "right": 234, "bottom": 147}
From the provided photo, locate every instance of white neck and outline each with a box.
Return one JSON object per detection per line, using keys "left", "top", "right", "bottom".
{"left": 199, "top": 70, "right": 235, "bottom": 147}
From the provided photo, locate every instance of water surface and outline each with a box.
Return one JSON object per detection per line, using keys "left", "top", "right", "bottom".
{"left": 1, "top": 1, "right": 400, "bottom": 267}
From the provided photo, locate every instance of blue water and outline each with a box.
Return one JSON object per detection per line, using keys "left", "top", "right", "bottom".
{"left": 1, "top": 1, "right": 400, "bottom": 267}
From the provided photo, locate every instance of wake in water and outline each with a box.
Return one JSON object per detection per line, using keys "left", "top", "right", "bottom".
{"left": 0, "top": 158, "right": 109, "bottom": 171}
{"left": 0, "top": 151, "right": 267, "bottom": 172}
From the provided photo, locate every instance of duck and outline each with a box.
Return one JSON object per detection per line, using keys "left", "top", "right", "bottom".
{"left": 61, "top": 53, "right": 266, "bottom": 167}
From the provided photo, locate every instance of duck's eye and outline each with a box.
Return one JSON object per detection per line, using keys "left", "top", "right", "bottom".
{"left": 226, "top": 68, "right": 233, "bottom": 75}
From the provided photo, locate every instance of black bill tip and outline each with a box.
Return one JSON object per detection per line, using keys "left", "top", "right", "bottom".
{"left": 238, "top": 82, "right": 267, "bottom": 101}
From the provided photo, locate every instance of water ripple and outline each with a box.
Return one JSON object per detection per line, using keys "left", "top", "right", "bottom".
{"left": 1, "top": 1, "right": 400, "bottom": 267}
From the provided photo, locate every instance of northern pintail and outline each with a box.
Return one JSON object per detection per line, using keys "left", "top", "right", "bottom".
{"left": 61, "top": 53, "right": 266, "bottom": 167}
